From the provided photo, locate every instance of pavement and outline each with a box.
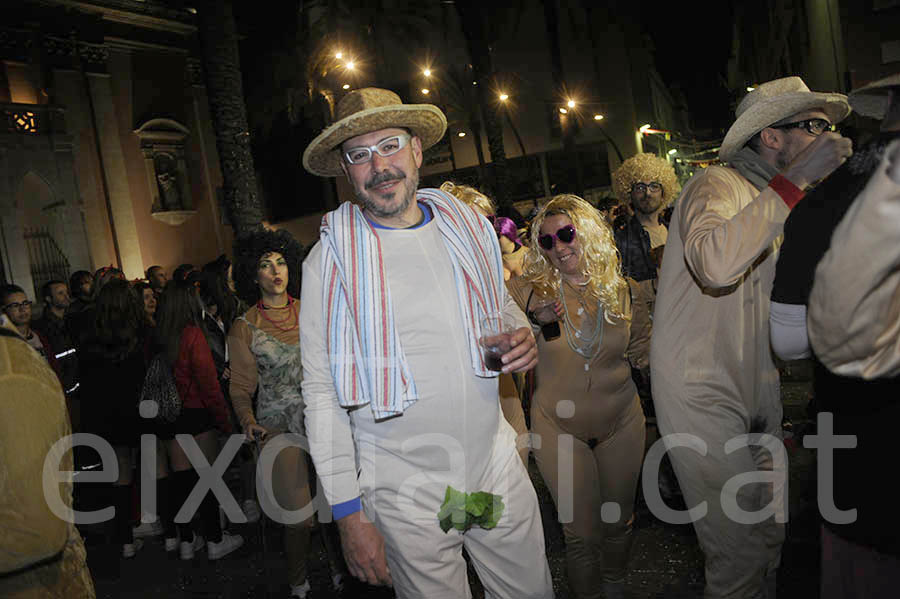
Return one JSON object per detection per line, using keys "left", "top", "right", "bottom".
{"left": 82, "top": 365, "right": 820, "bottom": 598}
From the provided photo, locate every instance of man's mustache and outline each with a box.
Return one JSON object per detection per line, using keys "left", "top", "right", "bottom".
{"left": 366, "top": 171, "right": 405, "bottom": 190}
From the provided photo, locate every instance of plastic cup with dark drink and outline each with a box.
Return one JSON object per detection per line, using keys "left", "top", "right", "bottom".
{"left": 479, "top": 311, "right": 515, "bottom": 373}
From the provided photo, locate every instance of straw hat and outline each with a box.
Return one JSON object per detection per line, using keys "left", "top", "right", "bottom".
{"left": 848, "top": 73, "right": 900, "bottom": 119}
{"left": 719, "top": 77, "right": 850, "bottom": 162}
{"left": 302, "top": 88, "right": 447, "bottom": 177}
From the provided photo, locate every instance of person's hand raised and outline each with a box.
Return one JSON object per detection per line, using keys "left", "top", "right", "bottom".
{"left": 782, "top": 131, "right": 853, "bottom": 190}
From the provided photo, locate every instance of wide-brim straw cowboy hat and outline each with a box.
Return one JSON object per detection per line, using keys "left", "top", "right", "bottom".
{"left": 849, "top": 73, "right": 900, "bottom": 119}
{"left": 719, "top": 76, "right": 851, "bottom": 162}
{"left": 302, "top": 88, "right": 447, "bottom": 177}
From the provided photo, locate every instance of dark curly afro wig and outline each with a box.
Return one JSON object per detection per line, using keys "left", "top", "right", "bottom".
{"left": 231, "top": 229, "right": 305, "bottom": 305}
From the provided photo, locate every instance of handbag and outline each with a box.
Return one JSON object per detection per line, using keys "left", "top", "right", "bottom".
{"left": 140, "top": 353, "right": 181, "bottom": 423}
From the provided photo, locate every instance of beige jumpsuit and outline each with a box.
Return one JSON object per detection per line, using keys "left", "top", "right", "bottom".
{"left": 650, "top": 165, "right": 789, "bottom": 598}
{"left": 301, "top": 220, "right": 553, "bottom": 599}
{"left": 509, "top": 277, "right": 649, "bottom": 598}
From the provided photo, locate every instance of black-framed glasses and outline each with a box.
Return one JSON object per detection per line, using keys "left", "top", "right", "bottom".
{"left": 343, "top": 133, "right": 412, "bottom": 165}
{"left": 2, "top": 300, "right": 32, "bottom": 311}
{"left": 631, "top": 182, "right": 662, "bottom": 194}
{"left": 538, "top": 225, "right": 577, "bottom": 250}
{"left": 771, "top": 118, "right": 834, "bottom": 136}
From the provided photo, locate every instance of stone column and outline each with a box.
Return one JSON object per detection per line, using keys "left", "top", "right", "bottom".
{"left": 52, "top": 137, "right": 93, "bottom": 272}
{"left": 0, "top": 147, "right": 35, "bottom": 293}
{"left": 47, "top": 33, "right": 116, "bottom": 271}
{"left": 80, "top": 42, "right": 145, "bottom": 279}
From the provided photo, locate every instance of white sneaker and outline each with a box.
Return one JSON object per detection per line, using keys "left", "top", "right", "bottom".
{"left": 132, "top": 520, "right": 163, "bottom": 538}
{"left": 122, "top": 538, "right": 144, "bottom": 558}
{"left": 207, "top": 532, "right": 244, "bottom": 560}
{"left": 179, "top": 534, "right": 205, "bottom": 560}
{"left": 290, "top": 579, "right": 311, "bottom": 598}
{"left": 164, "top": 536, "right": 179, "bottom": 552}
{"left": 242, "top": 499, "right": 261, "bottom": 523}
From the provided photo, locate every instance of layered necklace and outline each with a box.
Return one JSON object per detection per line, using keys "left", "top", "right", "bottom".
{"left": 257, "top": 295, "right": 298, "bottom": 332}
{"left": 558, "top": 276, "right": 604, "bottom": 364}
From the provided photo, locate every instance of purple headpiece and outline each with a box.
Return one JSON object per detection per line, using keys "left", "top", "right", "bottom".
{"left": 490, "top": 216, "right": 523, "bottom": 248}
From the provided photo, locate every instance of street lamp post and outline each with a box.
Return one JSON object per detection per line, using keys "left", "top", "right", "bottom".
{"left": 591, "top": 114, "right": 624, "bottom": 163}
{"left": 498, "top": 93, "right": 528, "bottom": 158}
{"left": 419, "top": 72, "right": 458, "bottom": 172}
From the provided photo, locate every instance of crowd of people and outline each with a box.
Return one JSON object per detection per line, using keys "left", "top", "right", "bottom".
{"left": 2, "top": 73, "right": 898, "bottom": 599}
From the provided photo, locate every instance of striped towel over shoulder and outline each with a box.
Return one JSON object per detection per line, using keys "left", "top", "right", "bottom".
{"left": 318, "top": 188, "right": 506, "bottom": 420}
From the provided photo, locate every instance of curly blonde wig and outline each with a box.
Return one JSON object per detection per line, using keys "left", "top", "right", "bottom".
{"left": 440, "top": 181, "right": 495, "bottom": 216}
{"left": 522, "top": 194, "right": 627, "bottom": 321}
{"left": 611, "top": 152, "right": 681, "bottom": 207}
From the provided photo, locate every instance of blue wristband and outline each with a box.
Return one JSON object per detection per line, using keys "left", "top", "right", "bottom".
{"left": 332, "top": 496, "right": 362, "bottom": 520}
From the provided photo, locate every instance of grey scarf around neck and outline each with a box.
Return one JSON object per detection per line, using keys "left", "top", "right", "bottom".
{"left": 727, "top": 147, "right": 781, "bottom": 190}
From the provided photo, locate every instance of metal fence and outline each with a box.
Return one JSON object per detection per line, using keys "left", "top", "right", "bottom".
{"left": 24, "top": 227, "right": 70, "bottom": 301}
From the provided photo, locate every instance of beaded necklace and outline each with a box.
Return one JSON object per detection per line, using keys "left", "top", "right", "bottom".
{"left": 256, "top": 295, "right": 298, "bottom": 332}
{"left": 559, "top": 278, "right": 604, "bottom": 362}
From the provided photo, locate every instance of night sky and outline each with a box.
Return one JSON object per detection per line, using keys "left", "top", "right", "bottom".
{"left": 645, "top": 0, "right": 736, "bottom": 138}
{"left": 235, "top": 0, "right": 739, "bottom": 141}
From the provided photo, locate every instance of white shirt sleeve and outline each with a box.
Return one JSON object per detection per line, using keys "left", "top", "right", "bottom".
{"left": 769, "top": 301, "right": 811, "bottom": 361}
{"left": 299, "top": 243, "right": 361, "bottom": 507}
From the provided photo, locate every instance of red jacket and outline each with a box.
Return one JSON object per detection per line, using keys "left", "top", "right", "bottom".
{"left": 173, "top": 325, "right": 232, "bottom": 434}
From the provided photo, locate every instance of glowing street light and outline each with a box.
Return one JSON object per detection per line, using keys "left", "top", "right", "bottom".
{"left": 342, "top": 84, "right": 350, "bottom": 90}
{"left": 668, "top": 148, "right": 677, "bottom": 155}
{"left": 746, "top": 86, "right": 755, "bottom": 92}
{"left": 345, "top": 61, "right": 355, "bottom": 70}
{"left": 594, "top": 114, "right": 604, "bottom": 121}
{"left": 559, "top": 108, "right": 568, "bottom": 114}
{"left": 423, "top": 68, "right": 432, "bottom": 77}
{"left": 335, "top": 51, "right": 343, "bottom": 59}
{"left": 639, "top": 124, "right": 651, "bottom": 133}
{"left": 458, "top": 132, "right": 466, "bottom": 137}
{"left": 421, "top": 88, "right": 430, "bottom": 95}
{"left": 567, "top": 99, "right": 576, "bottom": 108}
{"left": 499, "top": 93, "right": 509, "bottom": 101}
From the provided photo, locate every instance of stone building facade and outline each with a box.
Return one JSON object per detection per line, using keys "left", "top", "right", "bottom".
{"left": 1, "top": 0, "right": 229, "bottom": 298}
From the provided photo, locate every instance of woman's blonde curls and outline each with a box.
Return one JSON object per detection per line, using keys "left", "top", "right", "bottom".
{"left": 522, "top": 194, "right": 627, "bottom": 321}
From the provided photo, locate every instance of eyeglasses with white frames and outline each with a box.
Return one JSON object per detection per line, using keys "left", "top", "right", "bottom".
{"left": 343, "top": 133, "right": 412, "bottom": 165}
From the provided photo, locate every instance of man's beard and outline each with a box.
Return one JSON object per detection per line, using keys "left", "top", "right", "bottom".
{"left": 775, "top": 136, "right": 795, "bottom": 170}
{"left": 775, "top": 148, "right": 791, "bottom": 171}
{"left": 634, "top": 193, "right": 665, "bottom": 215}
{"left": 356, "top": 168, "right": 419, "bottom": 218}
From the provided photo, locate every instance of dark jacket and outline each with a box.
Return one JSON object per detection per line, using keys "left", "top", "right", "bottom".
{"left": 201, "top": 311, "right": 228, "bottom": 381}
{"left": 32, "top": 310, "right": 79, "bottom": 394}
{"left": 79, "top": 335, "right": 146, "bottom": 447}
{"left": 773, "top": 131, "right": 900, "bottom": 554}
{"left": 614, "top": 214, "right": 664, "bottom": 282}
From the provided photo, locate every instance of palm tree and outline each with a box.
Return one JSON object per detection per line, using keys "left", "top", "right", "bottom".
{"left": 301, "top": 0, "right": 435, "bottom": 87}
{"left": 542, "top": 0, "right": 585, "bottom": 197}
{"left": 195, "top": 0, "right": 264, "bottom": 235}
{"left": 439, "top": 65, "right": 488, "bottom": 184}
{"left": 454, "top": 0, "right": 513, "bottom": 214}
